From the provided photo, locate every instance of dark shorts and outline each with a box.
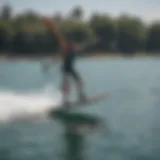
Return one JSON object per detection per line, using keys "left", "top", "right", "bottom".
{"left": 62, "top": 52, "right": 79, "bottom": 80}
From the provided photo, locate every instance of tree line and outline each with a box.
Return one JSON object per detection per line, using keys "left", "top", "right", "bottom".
{"left": 0, "top": 4, "right": 160, "bottom": 56}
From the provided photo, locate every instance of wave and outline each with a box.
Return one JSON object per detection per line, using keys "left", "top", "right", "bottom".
{"left": 0, "top": 84, "right": 62, "bottom": 123}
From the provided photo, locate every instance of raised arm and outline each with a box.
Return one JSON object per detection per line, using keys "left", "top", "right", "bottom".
{"left": 43, "top": 17, "right": 67, "bottom": 50}
{"left": 43, "top": 17, "right": 99, "bottom": 53}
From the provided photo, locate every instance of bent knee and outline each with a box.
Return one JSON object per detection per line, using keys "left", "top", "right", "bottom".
{"left": 71, "top": 70, "right": 80, "bottom": 81}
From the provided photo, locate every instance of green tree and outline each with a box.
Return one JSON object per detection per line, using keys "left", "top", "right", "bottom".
{"left": 0, "top": 7, "right": 159, "bottom": 55}
{"left": 12, "top": 29, "right": 28, "bottom": 53}
{"left": 146, "top": 22, "right": 160, "bottom": 53}
{"left": 13, "top": 10, "right": 40, "bottom": 31}
{"left": 0, "top": 4, "right": 12, "bottom": 20}
{"left": 53, "top": 12, "right": 63, "bottom": 22}
{"left": 116, "top": 14, "right": 146, "bottom": 54}
{"left": 0, "top": 21, "right": 14, "bottom": 52}
{"left": 18, "top": 10, "right": 40, "bottom": 22}
{"left": 69, "top": 6, "right": 84, "bottom": 21}
{"left": 0, "top": 26, "right": 8, "bottom": 52}
{"left": 89, "top": 13, "right": 116, "bottom": 51}
{"left": 61, "top": 21, "right": 94, "bottom": 43}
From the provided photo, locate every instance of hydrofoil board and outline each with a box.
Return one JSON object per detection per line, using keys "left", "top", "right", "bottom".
{"left": 48, "top": 91, "right": 108, "bottom": 114}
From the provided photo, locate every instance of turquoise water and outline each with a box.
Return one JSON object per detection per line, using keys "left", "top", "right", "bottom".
{"left": 0, "top": 57, "right": 160, "bottom": 159}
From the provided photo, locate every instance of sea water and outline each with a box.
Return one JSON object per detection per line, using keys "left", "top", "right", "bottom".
{"left": 0, "top": 57, "right": 160, "bottom": 160}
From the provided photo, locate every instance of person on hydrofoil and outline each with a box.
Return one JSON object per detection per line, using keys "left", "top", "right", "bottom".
{"left": 61, "top": 42, "right": 86, "bottom": 104}
{"left": 43, "top": 17, "right": 98, "bottom": 105}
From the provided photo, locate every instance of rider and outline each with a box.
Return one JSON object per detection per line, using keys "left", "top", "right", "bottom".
{"left": 43, "top": 17, "right": 97, "bottom": 105}
{"left": 61, "top": 41, "right": 86, "bottom": 104}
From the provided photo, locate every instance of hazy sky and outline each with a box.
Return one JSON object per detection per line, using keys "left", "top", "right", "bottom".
{"left": 0, "top": 0, "right": 160, "bottom": 22}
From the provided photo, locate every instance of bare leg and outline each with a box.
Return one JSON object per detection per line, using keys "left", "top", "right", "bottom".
{"left": 76, "top": 77, "right": 85, "bottom": 97}
{"left": 61, "top": 73, "right": 70, "bottom": 107}
{"left": 72, "top": 70, "right": 86, "bottom": 101}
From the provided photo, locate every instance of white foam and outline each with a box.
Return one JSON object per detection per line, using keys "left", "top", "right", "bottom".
{"left": 0, "top": 84, "right": 62, "bottom": 123}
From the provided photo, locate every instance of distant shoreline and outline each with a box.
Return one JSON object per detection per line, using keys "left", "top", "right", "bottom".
{"left": 0, "top": 52, "right": 159, "bottom": 61}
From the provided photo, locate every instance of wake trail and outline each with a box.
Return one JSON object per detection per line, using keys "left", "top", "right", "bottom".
{"left": 0, "top": 84, "right": 62, "bottom": 124}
